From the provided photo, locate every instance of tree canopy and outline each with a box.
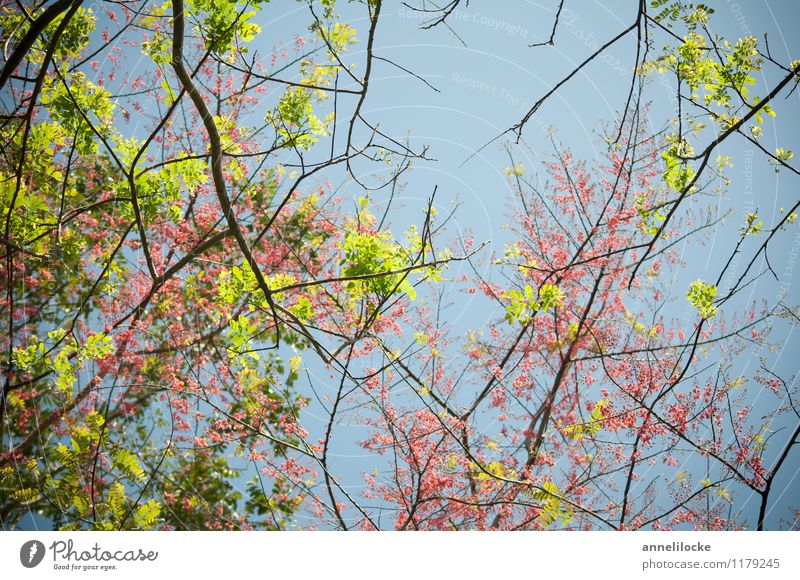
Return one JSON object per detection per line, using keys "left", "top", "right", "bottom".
{"left": 1, "top": 0, "right": 799, "bottom": 531}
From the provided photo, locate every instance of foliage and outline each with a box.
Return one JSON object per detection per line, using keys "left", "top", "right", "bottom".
{"left": 0, "top": 0, "right": 798, "bottom": 533}
{"left": 686, "top": 279, "right": 717, "bottom": 319}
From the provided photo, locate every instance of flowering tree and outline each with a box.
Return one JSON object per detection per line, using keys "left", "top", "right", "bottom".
{"left": 1, "top": 0, "right": 798, "bottom": 530}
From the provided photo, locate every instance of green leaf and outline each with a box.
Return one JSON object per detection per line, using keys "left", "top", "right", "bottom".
{"left": 133, "top": 500, "right": 162, "bottom": 528}
{"left": 686, "top": 279, "right": 717, "bottom": 318}
{"left": 112, "top": 448, "right": 146, "bottom": 482}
